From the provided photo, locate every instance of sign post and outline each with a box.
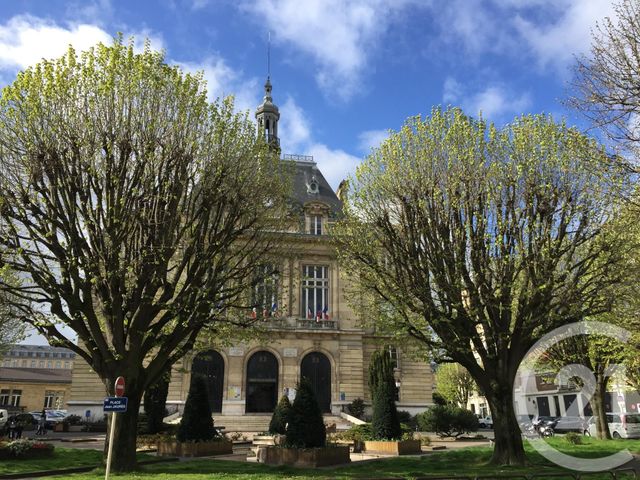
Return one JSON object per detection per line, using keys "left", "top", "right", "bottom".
{"left": 104, "top": 376, "right": 126, "bottom": 480}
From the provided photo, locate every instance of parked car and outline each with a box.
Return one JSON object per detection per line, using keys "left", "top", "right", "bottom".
{"left": 585, "top": 413, "right": 640, "bottom": 439}
{"left": 0, "top": 409, "right": 7, "bottom": 429}
{"left": 477, "top": 415, "right": 493, "bottom": 428}
{"left": 554, "top": 416, "right": 588, "bottom": 433}
{"left": 1, "top": 413, "right": 37, "bottom": 435}
{"left": 28, "top": 410, "right": 65, "bottom": 429}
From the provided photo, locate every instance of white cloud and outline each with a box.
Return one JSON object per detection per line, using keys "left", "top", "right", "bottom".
{"left": 467, "top": 86, "right": 531, "bottom": 119}
{"left": 357, "top": 129, "right": 389, "bottom": 154}
{"left": 0, "top": 16, "right": 111, "bottom": 70}
{"left": 242, "top": 0, "right": 426, "bottom": 101}
{"left": 428, "top": 0, "right": 615, "bottom": 74}
{"left": 306, "top": 143, "right": 361, "bottom": 190}
{"left": 0, "top": 15, "right": 165, "bottom": 74}
{"left": 443, "top": 79, "right": 531, "bottom": 121}
{"left": 177, "top": 56, "right": 260, "bottom": 113}
{"left": 512, "top": 1, "right": 616, "bottom": 73}
{"left": 279, "top": 96, "right": 312, "bottom": 153}
{"left": 279, "top": 96, "right": 361, "bottom": 188}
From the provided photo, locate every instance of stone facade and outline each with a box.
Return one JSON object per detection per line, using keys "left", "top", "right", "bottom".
{"left": 67, "top": 78, "right": 434, "bottom": 423}
{"left": 0, "top": 367, "right": 71, "bottom": 412}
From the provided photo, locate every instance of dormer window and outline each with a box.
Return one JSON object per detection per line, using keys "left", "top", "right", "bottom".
{"left": 308, "top": 177, "right": 319, "bottom": 194}
{"left": 311, "top": 215, "right": 323, "bottom": 235}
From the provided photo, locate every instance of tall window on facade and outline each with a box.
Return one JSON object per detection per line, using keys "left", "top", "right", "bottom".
{"left": 252, "top": 265, "right": 278, "bottom": 318}
{"left": 9, "top": 390, "right": 21, "bottom": 406}
{"left": 387, "top": 346, "right": 399, "bottom": 369}
{"left": 0, "top": 389, "right": 9, "bottom": 404}
{"left": 44, "top": 391, "right": 63, "bottom": 409}
{"left": 310, "top": 215, "right": 323, "bottom": 235}
{"left": 302, "top": 265, "right": 329, "bottom": 319}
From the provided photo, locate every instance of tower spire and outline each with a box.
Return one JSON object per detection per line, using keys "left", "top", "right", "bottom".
{"left": 256, "top": 32, "right": 280, "bottom": 152}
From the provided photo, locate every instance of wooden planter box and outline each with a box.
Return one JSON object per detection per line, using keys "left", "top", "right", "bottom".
{"left": 157, "top": 440, "right": 233, "bottom": 457}
{"left": 67, "top": 425, "right": 84, "bottom": 432}
{"left": 363, "top": 439, "right": 422, "bottom": 455}
{"left": 259, "top": 445, "right": 350, "bottom": 467}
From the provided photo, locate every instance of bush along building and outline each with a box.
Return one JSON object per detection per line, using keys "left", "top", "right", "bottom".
{"left": 67, "top": 78, "right": 434, "bottom": 430}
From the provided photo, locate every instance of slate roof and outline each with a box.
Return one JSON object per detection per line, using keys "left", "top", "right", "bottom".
{"left": 284, "top": 155, "right": 343, "bottom": 218}
{"left": 0, "top": 367, "right": 72, "bottom": 384}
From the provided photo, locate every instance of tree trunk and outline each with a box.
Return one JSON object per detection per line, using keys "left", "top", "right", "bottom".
{"left": 102, "top": 375, "right": 145, "bottom": 472}
{"left": 593, "top": 368, "right": 611, "bottom": 440}
{"left": 487, "top": 387, "right": 527, "bottom": 466}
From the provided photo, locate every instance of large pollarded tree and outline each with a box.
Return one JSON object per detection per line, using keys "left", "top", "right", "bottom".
{"left": 0, "top": 39, "right": 289, "bottom": 471}
{"left": 336, "top": 107, "right": 627, "bottom": 465}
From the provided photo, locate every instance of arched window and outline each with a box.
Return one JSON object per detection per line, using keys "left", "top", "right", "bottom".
{"left": 246, "top": 351, "right": 279, "bottom": 413}
{"left": 301, "top": 352, "right": 331, "bottom": 413}
{"left": 191, "top": 350, "right": 225, "bottom": 413}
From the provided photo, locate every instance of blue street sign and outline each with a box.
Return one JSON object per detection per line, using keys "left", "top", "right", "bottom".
{"left": 103, "top": 397, "right": 128, "bottom": 413}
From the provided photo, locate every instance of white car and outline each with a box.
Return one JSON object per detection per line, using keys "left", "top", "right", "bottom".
{"left": 478, "top": 415, "right": 493, "bottom": 428}
{"left": 0, "top": 409, "right": 7, "bottom": 429}
{"left": 585, "top": 413, "right": 640, "bottom": 439}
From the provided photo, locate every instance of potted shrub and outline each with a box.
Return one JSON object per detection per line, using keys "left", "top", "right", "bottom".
{"left": 157, "top": 376, "right": 232, "bottom": 457}
{"left": 259, "top": 378, "right": 350, "bottom": 467}
{"left": 363, "top": 350, "right": 421, "bottom": 455}
{"left": 63, "top": 414, "right": 83, "bottom": 432}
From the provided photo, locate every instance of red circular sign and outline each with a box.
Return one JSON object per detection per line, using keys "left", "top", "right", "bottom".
{"left": 114, "top": 377, "right": 125, "bottom": 397}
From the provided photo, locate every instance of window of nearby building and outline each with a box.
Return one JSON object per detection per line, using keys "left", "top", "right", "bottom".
{"left": 39, "top": 360, "right": 44, "bottom": 368}
{"left": 47, "top": 361, "right": 52, "bottom": 368}
{"left": 9, "top": 390, "right": 21, "bottom": 406}
{"left": 21, "top": 359, "right": 27, "bottom": 367}
{"left": 44, "top": 391, "right": 64, "bottom": 409}
{"left": 2, "top": 360, "right": 9, "bottom": 367}
{"left": 0, "top": 389, "right": 9, "bottom": 404}
{"left": 301, "top": 265, "right": 329, "bottom": 319}
{"left": 55, "top": 361, "right": 61, "bottom": 368}
{"left": 387, "top": 346, "right": 399, "bottom": 369}
{"left": 30, "top": 360, "right": 36, "bottom": 368}
{"left": 310, "top": 215, "right": 322, "bottom": 235}
{"left": 252, "top": 265, "right": 278, "bottom": 318}
{"left": 11, "top": 359, "right": 17, "bottom": 367}
{"left": 64, "top": 361, "right": 70, "bottom": 369}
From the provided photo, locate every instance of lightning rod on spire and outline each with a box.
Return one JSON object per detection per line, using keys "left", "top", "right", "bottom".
{"left": 267, "top": 31, "right": 271, "bottom": 80}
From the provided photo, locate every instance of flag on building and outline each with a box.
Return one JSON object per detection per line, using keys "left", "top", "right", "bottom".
{"left": 323, "top": 305, "right": 330, "bottom": 320}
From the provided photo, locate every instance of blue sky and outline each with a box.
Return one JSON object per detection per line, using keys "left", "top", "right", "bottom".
{"left": 0, "top": 0, "right": 616, "bottom": 190}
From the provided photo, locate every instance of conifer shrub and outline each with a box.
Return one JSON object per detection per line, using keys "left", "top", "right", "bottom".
{"left": 269, "top": 395, "right": 291, "bottom": 435}
{"left": 368, "top": 350, "right": 402, "bottom": 440}
{"left": 417, "top": 404, "right": 478, "bottom": 438}
{"left": 144, "top": 371, "right": 170, "bottom": 434}
{"left": 347, "top": 397, "right": 365, "bottom": 419}
{"left": 176, "top": 376, "right": 218, "bottom": 442}
{"left": 285, "top": 377, "right": 326, "bottom": 448}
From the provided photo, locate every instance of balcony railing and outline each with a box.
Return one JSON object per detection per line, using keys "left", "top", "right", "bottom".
{"left": 282, "top": 153, "right": 314, "bottom": 163}
{"left": 259, "top": 316, "right": 337, "bottom": 330}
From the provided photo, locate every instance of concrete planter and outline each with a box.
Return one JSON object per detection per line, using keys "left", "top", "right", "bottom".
{"left": 259, "top": 445, "right": 350, "bottom": 467}
{"left": 157, "top": 440, "right": 233, "bottom": 457}
{"left": 252, "top": 434, "right": 286, "bottom": 446}
{"left": 363, "top": 439, "right": 422, "bottom": 455}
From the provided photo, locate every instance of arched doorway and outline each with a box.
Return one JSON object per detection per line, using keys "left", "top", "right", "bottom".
{"left": 246, "top": 351, "right": 279, "bottom": 413}
{"left": 191, "top": 350, "right": 224, "bottom": 413}
{"left": 301, "top": 352, "right": 331, "bottom": 413}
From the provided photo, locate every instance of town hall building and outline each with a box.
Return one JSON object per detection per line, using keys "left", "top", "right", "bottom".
{"left": 67, "top": 78, "right": 434, "bottom": 430}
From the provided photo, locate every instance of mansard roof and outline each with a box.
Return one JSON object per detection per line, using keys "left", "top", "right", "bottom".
{"left": 283, "top": 154, "right": 343, "bottom": 218}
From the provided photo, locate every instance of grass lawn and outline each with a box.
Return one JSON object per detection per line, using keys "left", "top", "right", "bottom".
{"left": 2, "top": 438, "right": 637, "bottom": 479}
{"left": 0, "top": 448, "right": 156, "bottom": 476}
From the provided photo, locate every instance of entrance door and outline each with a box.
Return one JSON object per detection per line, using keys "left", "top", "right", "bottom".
{"left": 301, "top": 352, "right": 331, "bottom": 413}
{"left": 537, "top": 396, "right": 551, "bottom": 417}
{"left": 191, "top": 350, "right": 224, "bottom": 413}
{"left": 246, "top": 351, "right": 278, "bottom": 413}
